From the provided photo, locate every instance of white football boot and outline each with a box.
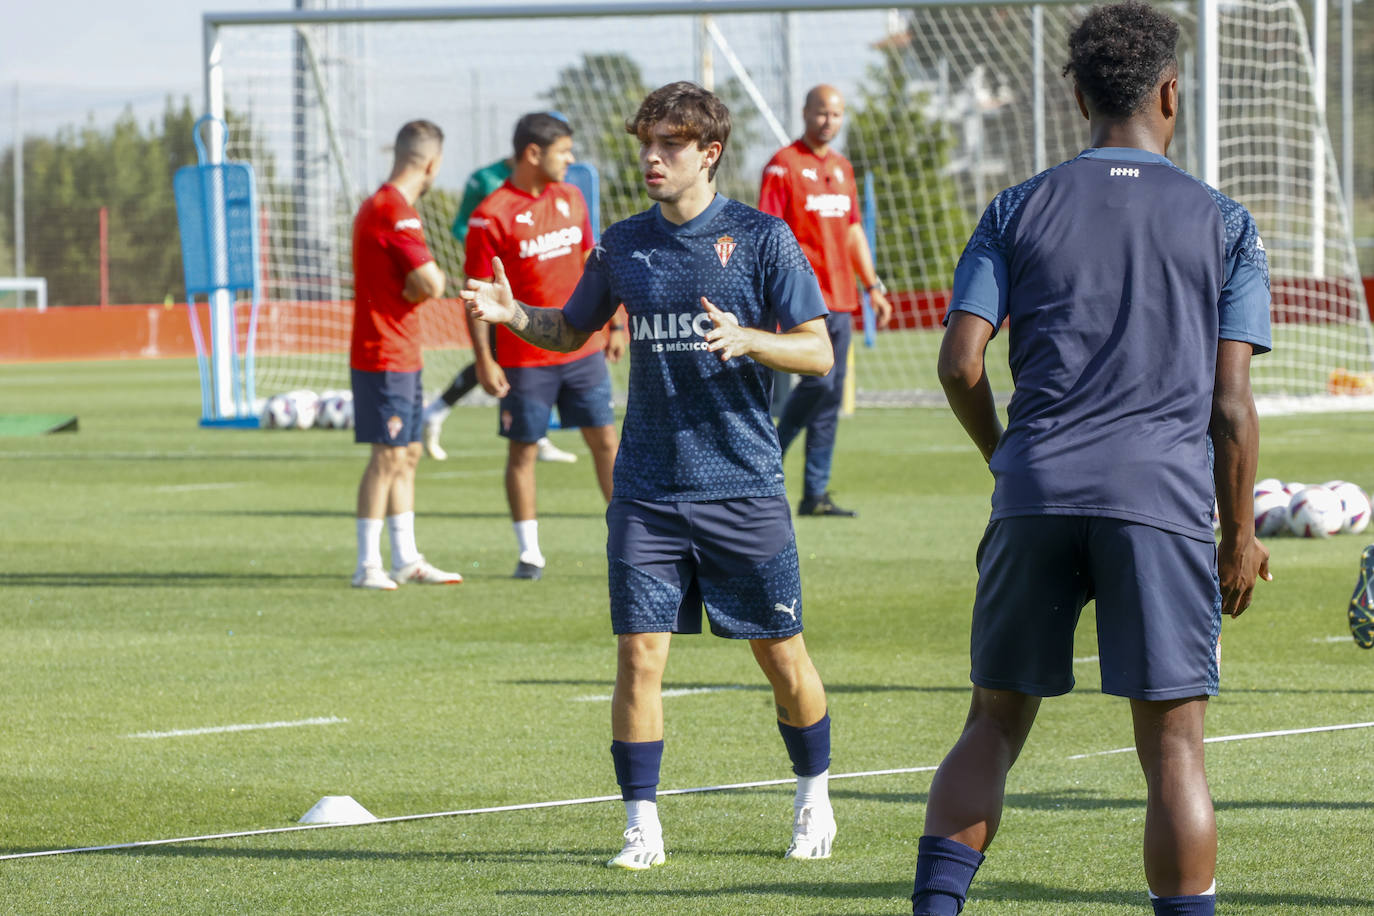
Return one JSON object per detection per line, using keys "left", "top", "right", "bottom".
{"left": 351, "top": 565, "right": 398, "bottom": 591}
{"left": 536, "top": 436, "right": 577, "bottom": 463}
{"left": 606, "top": 825, "right": 665, "bottom": 870}
{"left": 391, "top": 555, "right": 463, "bottom": 585}
{"left": 784, "top": 805, "right": 836, "bottom": 860}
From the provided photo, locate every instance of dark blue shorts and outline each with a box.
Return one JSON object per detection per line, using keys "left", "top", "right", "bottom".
{"left": 969, "top": 515, "right": 1221, "bottom": 700}
{"left": 607, "top": 496, "right": 804, "bottom": 639}
{"left": 352, "top": 368, "right": 422, "bottom": 446}
{"left": 499, "top": 352, "right": 614, "bottom": 442}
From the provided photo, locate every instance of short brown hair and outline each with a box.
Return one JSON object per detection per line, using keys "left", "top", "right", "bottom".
{"left": 394, "top": 119, "right": 444, "bottom": 168}
{"left": 625, "top": 82, "right": 731, "bottom": 180}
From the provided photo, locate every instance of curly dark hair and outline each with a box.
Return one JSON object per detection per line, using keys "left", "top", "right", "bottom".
{"left": 1063, "top": 1, "right": 1180, "bottom": 118}
{"left": 625, "top": 82, "right": 731, "bottom": 180}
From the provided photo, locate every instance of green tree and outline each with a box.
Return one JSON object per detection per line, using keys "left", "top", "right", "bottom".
{"left": 0, "top": 97, "right": 274, "bottom": 306}
{"left": 541, "top": 54, "right": 763, "bottom": 227}
{"left": 845, "top": 46, "right": 970, "bottom": 291}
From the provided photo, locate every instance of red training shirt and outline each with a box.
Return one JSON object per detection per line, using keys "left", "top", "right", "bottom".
{"left": 464, "top": 180, "right": 604, "bottom": 368}
{"left": 758, "top": 139, "right": 861, "bottom": 313}
{"left": 350, "top": 184, "right": 436, "bottom": 372}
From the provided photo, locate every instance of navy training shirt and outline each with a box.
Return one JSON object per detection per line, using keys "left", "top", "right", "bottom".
{"left": 947, "top": 147, "right": 1272, "bottom": 540}
{"left": 563, "top": 194, "right": 828, "bottom": 501}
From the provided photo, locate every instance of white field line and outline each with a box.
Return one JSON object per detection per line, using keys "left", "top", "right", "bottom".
{"left": 1311, "top": 635, "right": 1356, "bottom": 644}
{"left": 422, "top": 469, "right": 505, "bottom": 481}
{"left": 1067, "top": 720, "right": 1374, "bottom": 759}
{"left": 153, "top": 482, "right": 244, "bottom": 493}
{"left": 5, "top": 718, "right": 1369, "bottom": 861}
{"left": 124, "top": 717, "right": 347, "bottom": 740}
{"left": 1072, "top": 655, "right": 1099, "bottom": 664}
{"left": 573, "top": 685, "right": 752, "bottom": 703}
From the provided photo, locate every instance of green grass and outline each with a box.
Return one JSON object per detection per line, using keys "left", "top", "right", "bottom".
{"left": 0, "top": 357, "right": 1371, "bottom": 914}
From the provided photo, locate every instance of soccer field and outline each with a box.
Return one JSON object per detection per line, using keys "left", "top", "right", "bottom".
{"left": 0, "top": 358, "right": 1370, "bottom": 915}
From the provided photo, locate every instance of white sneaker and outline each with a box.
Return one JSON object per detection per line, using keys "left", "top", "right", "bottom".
{"left": 391, "top": 555, "right": 463, "bottom": 585}
{"left": 422, "top": 420, "right": 447, "bottom": 461}
{"left": 606, "top": 825, "right": 665, "bottom": 870}
{"left": 351, "top": 565, "right": 398, "bottom": 591}
{"left": 536, "top": 436, "right": 577, "bottom": 463}
{"left": 784, "top": 805, "right": 836, "bottom": 860}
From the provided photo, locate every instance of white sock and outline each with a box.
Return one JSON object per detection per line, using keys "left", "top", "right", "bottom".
{"left": 625, "top": 799, "right": 660, "bottom": 835}
{"left": 356, "top": 518, "right": 384, "bottom": 569}
{"left": 423, "top": 401, "right": 450, "bottom": 425}
{"left": 513, "top": 520, "right": 543, "bottom": 566}
{"left": 794, "top": 769, "right": 830, "bottom": 810}
{"left": 1148, "top": 881, "right": 1216, "bottom": 900}
{"left": 387, "top": 511, "right": 421, "bottom": 568}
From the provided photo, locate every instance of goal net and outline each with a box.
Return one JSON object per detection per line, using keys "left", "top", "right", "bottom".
{"left": 207, "top": 0, "right": 1373, "bottom": 412}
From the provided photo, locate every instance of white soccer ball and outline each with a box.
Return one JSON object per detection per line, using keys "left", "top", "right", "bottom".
{"left": 1287, "top": 485, "right": 1344, "bottom": 538}
{"left": 1255, "top": 477, "right": 1284, "bottom": 493}
{"left": 263, "top": 393, "right": 296, "bottom": 429}
{"left": 1331, "top": 482, "right": 1371, "bottom": 535}
{"left": 319, "top": 393, "right": 354, "bottom": 430}
{"left": 287, "top": 389, "right": 320, "bottom": 430}
{"left": 1254, "top": 489, "right": 1291, "bottom": 537}
{"left": 1282, "top": 481, "right": 1308, "bottom": 500}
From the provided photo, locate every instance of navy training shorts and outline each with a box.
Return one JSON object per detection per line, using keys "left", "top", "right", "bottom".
{"left": 607, "top": 495, "right": 804, "bottom": 639}
{"left": 499, "top": 351, "right": 614, "bottom": 442}
{"left": 968, "top": 515, "right": 1221, "bottom": 700}
{"left": 352, "top": 368, "right": 422, "bottom": 446}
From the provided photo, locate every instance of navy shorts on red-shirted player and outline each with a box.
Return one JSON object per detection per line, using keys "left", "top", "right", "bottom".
{"left": 607, "top": 496, "right": 804, "bottom": 639}
{"left": 968, "top": 515, "right": 1222, "bottom": 701}
{"left": 499, "top": 351, "right": 614, "bottom": 442}
{"left": 352, "top": 368, "right": 422, "bottom": 446}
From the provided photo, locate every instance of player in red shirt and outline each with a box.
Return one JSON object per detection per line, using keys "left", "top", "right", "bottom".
{"left": 464, "top": 112, "right": 625, "bottom": 579}
{"left": 759, "top": 85, "right": 893, "bottom": 517}
{"left": 349, "top": 119, "right": 463, "bottom": 590}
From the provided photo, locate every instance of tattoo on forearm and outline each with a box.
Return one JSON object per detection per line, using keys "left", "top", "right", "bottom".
{"left": 508, "top": 303, "right": 585, "bottom": 353}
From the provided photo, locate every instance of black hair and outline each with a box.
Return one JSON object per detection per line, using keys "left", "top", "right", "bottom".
{"left": 512, "top": 112, "right": 573, "bottom": 159}
{"left": 394, "top": 119, "right": 443, "bottom": 167}
{"left": 1063, "top": 1, "right": 1180, "bottom": 118}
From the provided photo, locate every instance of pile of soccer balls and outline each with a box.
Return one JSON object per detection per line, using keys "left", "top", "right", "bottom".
{"left": 259, "top": 389, "right": 354, "bottom": 430}
{"left": 1252, "top": 478, "right": 1370, "bottom": 539}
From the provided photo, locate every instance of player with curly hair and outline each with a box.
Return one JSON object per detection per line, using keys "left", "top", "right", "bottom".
{"left": 909, "top": 4, "right": 1272, "bottom": 914}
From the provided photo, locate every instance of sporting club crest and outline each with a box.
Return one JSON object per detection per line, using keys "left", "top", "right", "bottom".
{"left": 714, "top": 235, "right": 737, "bottom": 268}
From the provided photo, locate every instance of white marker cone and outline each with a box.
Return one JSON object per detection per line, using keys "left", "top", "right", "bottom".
{"left": 298, "top": 795, "right": 378, "bottom": 825}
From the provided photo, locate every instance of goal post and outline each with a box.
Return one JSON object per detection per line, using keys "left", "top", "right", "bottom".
{"left": 203, "top": 0, "right": 1373, "bottom": 413}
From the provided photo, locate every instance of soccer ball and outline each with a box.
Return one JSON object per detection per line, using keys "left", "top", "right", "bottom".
{"left": 319, "top": 392, "right": 354, "bottom": 430}
{"left": 1282, "top": 481, "right": 1308, "bottom": 500}
{"left": 1330, "top": 481, "right": 1371, "bottom": 535}
{"left": 1255, "top": 477, "right": 1284, "bottom": 493}
{"left": 262, "top": 393, "right": 297, "bottom": 429}
{"left": 1287, "top": 485, "right": 1344, "bottom": 538}
{"left": 1253, "top": 488, "right": 1291, "bottom": 537}
{"left": 286, "top": 390, "right": 320, "bottom": 430}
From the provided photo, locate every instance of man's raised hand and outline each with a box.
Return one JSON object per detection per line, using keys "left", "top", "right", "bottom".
{"left": 460, "top": 256, "right": 518, "bottom": 325}
{"left": 702, "top": 297, "right": 749, "bottom": 362}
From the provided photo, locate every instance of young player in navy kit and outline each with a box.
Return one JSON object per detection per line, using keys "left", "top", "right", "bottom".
{"left": 462, "top": 82, "right": 839, "bottom": 869}
{"left": 910, "top": 4, "right": 1272, "bottom": 914}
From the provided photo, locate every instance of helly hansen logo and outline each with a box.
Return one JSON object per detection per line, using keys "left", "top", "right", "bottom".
{"left": 1109, "top": 167, "right": 1140, "bottom": 178}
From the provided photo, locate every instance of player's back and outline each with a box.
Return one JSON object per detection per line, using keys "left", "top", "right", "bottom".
{"left": 962, "top": 148, "right": 1269, "bottom": 539}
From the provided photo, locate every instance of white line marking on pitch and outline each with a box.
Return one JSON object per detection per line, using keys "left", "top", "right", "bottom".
{"left": 1072, "top": 655, "right": 1099, "bottom": 664}
{"left": 8, "top": 718, "right": 1370, "bottom": 861}
{"left": 153, "top": 482, "right": 244, "bottom": 493}
{"left": 573, "top": 685, "right": 752, "bottom": 703}
{"left": 1311, "top": 635, "right": 1354, "bottom": 644}
{"left": 124, "top": 717, "right": 347, "bottom": 740}
{"left": 1067, "top": 720, "right": 1374, "bottom": 759}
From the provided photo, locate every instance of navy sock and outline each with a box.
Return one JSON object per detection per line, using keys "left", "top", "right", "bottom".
{"left": 911, "top": 835, "right": 985, "bottom": 916}
{"left": 777, "top": 712, "right": 831, "bottom": 777}
{"left": 1151, "top": 893, "right": 1216, "bottom": 915}
{"left": 610, "top": 739, "right": 663, "bottom": 802}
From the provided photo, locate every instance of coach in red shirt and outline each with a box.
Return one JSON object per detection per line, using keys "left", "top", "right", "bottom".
{"left": 464, "top": 112, "right": 623, "bottom": 579}
{"left": 349, "top": 119, "right": 463, "bottom": 590}
{"left": 759, "top": 85, "right": 893, "bottom": 517}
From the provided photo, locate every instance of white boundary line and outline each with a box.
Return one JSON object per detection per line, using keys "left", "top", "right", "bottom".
{"left": 1067, "top": 720, "right": 1374, "bottom": 759}
{"left": 573, "top": 685, "right": 752, "bottom": 703}
{"left": 124, "top": 717, "right": 347, "bottom": 740}
{"left": 5, "top": 720, "right": 1371, "bottom": 861}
